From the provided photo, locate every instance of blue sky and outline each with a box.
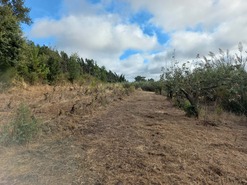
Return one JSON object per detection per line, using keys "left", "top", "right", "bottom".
{"left": 25, "top": 0, "right": 61, "bottom": 19}
{"left": 23, "top": 0, "right": 247, "bottom": 80}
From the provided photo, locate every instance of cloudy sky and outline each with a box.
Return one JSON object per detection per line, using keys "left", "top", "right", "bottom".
{"left": 23, "top": 0, "right": 247, "bottom": 81}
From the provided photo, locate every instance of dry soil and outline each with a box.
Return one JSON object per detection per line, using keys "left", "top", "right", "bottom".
{"left": 0, "top": 87, "right": 246, "bottom": 185}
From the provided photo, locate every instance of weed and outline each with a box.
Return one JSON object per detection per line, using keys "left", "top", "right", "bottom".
{"left": 122, "top": 83, "right": 135, "bottom": 95}
{"left": 215, "top": 106, "right": 223, "bottom": 115}
{"left": 182, "top": 100, "right": 198, "bottom": 117}
{"left": 0, "top": 103, "right": 39, "bottom": 145}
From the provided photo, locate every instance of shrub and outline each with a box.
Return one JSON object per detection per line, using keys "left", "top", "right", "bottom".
{"left": 131, "top": 81, "right": 163, "bottom": 93}
{"left": 122, "top": 83, "right": 135, "bottom": 94}
{"left": 162, "top": 44, "right": 247, "bottom": 117}
{"left": 184, "top": 103, "right": 199, "bottom": 118}
{"left": 0, "top": 68, "right": 17, "bottom": 92}
{"left": 0, "top": 103, "right": 39, "bottom": 145}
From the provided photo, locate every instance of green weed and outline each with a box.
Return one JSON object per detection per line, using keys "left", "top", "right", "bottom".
{"left": 0, "top": 103, "right": 39, "bottom": 145}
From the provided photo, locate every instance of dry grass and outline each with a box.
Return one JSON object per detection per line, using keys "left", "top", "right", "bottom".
{"left": 0, "top": 85, "right": 246, "bottom": 185}
{"left": 199, "top": 104, "right": 247, "bottom": 127}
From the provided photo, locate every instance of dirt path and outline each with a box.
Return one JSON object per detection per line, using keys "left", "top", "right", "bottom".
{"left": 0, "top": 91, "right": 247, "bottom": 185}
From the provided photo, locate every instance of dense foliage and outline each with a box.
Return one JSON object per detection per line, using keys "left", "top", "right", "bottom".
{"left": 0, "top": 0, "right": 126, "bottom": 85}
{"left": 16, "top": 42, "right": 126, "bottom": 84}
{"left": 0, "top": 6, "right": 23, "bottom": 71}
{"left": 162, "top": 45, "right": 247, "bottom": 117}
{"left": 131, "top": 76, "right": 162, "bottom": 92}
{"left": 0, "top": 0, "right": 31, "bottom": 24}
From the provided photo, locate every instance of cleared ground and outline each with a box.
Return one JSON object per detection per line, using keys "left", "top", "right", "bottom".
{"left": 0, "top": 87, "right": 246, "bottom": 185}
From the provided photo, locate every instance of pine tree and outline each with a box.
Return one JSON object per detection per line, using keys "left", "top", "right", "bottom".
{"left": 0, "top": 0, "right": 31, "bottom": 24}
{"left": 0, "top": 6, "right": 23, "bottom": 72}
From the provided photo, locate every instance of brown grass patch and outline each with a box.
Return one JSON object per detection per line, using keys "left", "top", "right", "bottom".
{"left": 0, "top": 87, "right": 246, "bottom": 184}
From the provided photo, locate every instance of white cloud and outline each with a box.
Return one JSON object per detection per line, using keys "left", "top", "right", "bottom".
{"left": 213, "top": 17, "right": 247, "bottom": 49}
{"left": 30, "top": 13, "right": 158, "bottom": 76}
{"left": 31, "top": 15, "right": 157, "bottom": 52}
{"left": 28, "top": 0, "right": 247, "bottom": 81}
{"left": 126, "top": 0, "right": 247, "bottom": 31}
{"left": 126, "top": 0, "right": 247, "bottom": 53}
{"left": 115, "top": 54, "right": 147, "bottom": 78}
{"left": 168, "top": 31, "right": 214, "bottom": 58}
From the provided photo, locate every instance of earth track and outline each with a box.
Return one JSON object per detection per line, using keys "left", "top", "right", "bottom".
{"left": 0, "top": 90, "right": 246, "bottom": 185}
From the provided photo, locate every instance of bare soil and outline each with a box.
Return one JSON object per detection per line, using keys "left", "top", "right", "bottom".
{"left": 0, "top": 87, "right": 246, "bottom": 185}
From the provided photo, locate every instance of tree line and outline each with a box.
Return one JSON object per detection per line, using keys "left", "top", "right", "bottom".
{"left": 0, "top": 0, "right": 126, "bottom": 85}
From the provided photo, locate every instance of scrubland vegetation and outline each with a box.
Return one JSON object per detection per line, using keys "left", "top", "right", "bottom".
{"left": 0, "top": 83, "right": 134, "bottom": 145}
{"left": 0, "top": 1, "right": 247, "bottom": 184}
{"left": 132, "top": 43, "right": 247, "bottom": 120}
{"left": 0, "top": 0, "right": 128, "bottom": 145}
{"left": 162, "top": 44, "right": 247, "bottom": 117}
{"left": 1, "top": 0, "right": 246, "bottom": 121}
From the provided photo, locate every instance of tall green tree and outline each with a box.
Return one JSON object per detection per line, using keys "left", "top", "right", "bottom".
{"left": 39, "top": 46, "right": 62, "bottom": 83}
{"left": 135, "top": 76, "right": 146, "bottom": 82}
{"left": 60, "top": 51, "right": 69, "bottom": 73}
{"left": 0, "top": 0, "right": 31, "bottom": 24}
{"left": 68, "top": 54, "right": 80, "bottom": 83}
{"left": 0, "top": 0, "right": 30, "bottom": 81}
{"left": 17, "top": 42, "right": 49, "bottom": 84}
{"left": 100, "top": 66, "right": 107, "bottom": 82}
{"left": 0, "top": 6, "right": 23, "bottom": 72}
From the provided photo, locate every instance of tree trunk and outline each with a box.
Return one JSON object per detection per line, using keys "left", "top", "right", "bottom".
{"left": 180, "top": 88, "right": 199, "bottom": 118}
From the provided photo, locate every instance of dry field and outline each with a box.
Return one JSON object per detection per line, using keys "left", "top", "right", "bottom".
{"left": 0, "top": 85, "right": 246, "bottom": 185}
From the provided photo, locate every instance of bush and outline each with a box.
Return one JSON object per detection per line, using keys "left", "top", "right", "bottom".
{"left": 0, "top": 68, "right": 17, "bottom": 92}
{"left": 184, "top": 103, "right": 199, "bottom": 118}
{"left": 123, "top": 83, "right": 135, "bottom": 95}
{"left": 162, "top": 45, "right": 247, "bottom": 117}
{"left": 0, "top": 103, "right": 39, "bottom": 145}
{"left": 131, "top": 81, "right": 163, "bottom": 93}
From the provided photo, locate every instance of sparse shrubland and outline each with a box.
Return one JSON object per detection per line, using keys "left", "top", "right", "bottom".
{"left": 162, "top": 43, "right": 247, "bottom": 118}
{"left": 1, "top": 1, "right": 247, "bottom": 185}
{"left": 1, "top": 87, "right": 246, "bottom": 185}
{"left": 0, "top": 82, "right": 134, "bottom": 140}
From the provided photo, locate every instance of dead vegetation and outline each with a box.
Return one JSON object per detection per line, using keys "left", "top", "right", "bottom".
{"left": 0, "top": 85, "right": 246, "bottom": 185}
